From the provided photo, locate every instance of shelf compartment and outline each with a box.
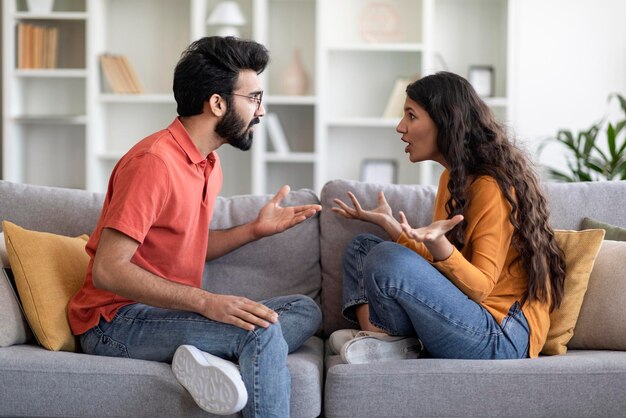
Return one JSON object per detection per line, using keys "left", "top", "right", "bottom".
{"left": 432, "top": 0, "right": 508, "bottom": 98}
{"left": 264, "top": 104, "right": 315, "bottom": 153}
{"left": 103, "top": 0, "right": 191, "bottom": 94}
{"left": 17, "top": 124, "right": 86, "bottom": 189}
{"left": 328, "top": 50, "right": 421, "bottom": 119}
{"left": 12, "top": 77, "right": 85, "bottom": 117}
{"left": 16, "top": 19, "right": 86, "bottom": 69}
{"left": 266, "top": 162, "right": 314, "bottom": 193}
{"left": 266, "top": 0, "right": 316, "bottom": 96}
{"left": 327, "top": 126, "right": 426, "bottom": 186}
{"left": 322, "top": 0, "right": 423, "bottom": 46}
{"left": 100, "top": 102, "right": 177, "bottom": 156}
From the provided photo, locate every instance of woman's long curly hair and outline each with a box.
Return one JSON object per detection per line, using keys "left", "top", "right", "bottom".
{"left": 406, "top": 71, "right": 566, "bottom": 310}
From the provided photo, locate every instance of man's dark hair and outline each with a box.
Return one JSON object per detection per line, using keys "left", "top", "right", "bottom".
{"left": 173, "top": 36, "right": 269, "bottom": 117}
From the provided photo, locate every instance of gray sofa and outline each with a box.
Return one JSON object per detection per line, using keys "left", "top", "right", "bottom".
{"left": 1, "top": 178, "right": 626, "bottom": 417}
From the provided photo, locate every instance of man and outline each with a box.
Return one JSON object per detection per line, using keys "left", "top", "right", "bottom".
{"left": 68, "top": 37, "right": 322, "bottom": 417}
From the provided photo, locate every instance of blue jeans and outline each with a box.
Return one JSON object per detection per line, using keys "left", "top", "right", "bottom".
{"left": 80, "top": 295, "right": 322, "bottom": 417}
{"left": 342, "top": 233, "right": 529, "bottom": 359}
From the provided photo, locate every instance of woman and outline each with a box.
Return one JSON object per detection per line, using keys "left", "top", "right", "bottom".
{"left": 330, "top": 71, "right": 565, "bottom": 363}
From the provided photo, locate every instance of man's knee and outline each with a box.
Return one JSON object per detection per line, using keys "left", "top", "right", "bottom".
{"left": 254, "top": 322, "right": 288, "bottom": 355}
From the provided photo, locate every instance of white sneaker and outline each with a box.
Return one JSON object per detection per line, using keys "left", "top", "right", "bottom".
{"left": 328, "top": 329, "right": 361, "bottom": 355}
{"left": 341, "top": 334, "right": 423, "bottom": 364}
{"left": 172, "top": 345, "right": 248, "bottom": 415}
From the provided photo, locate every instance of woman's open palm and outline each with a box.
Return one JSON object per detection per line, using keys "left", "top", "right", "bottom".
{"left": 332, "top": 191, "right": 393, "bottom": 226}
{"left": 399, "top": 211, "right": 464, "bottom": 243}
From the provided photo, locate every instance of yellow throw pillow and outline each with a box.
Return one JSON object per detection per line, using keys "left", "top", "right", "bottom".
{"left": 2, "top": 221, "right": 89, "bottom": 352}
{"left": 541, "top": 229, "right": 605, "bottom": 355}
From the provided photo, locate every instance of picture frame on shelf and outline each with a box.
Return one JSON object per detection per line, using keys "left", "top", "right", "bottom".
{"left": 468, "top": 65, "right": 494, "bottom": 97}
{"left": 360, "top": 159, "right": 398, "bottom": 184}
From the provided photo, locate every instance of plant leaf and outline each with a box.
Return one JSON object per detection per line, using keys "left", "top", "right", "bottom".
{"left": 607, "top": 123, "right": 617, "bottom": 159}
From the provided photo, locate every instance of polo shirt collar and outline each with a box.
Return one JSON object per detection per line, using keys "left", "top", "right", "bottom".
{"left": 167, "top": 117, "right": 214, "bottom": 165}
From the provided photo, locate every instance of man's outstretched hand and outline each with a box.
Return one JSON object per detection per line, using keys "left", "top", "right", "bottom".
{"left": 253, "top": 185, "right": 322, "bottom": 238}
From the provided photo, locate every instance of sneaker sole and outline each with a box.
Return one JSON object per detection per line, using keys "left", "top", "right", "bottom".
{"left": 342, "top": 337, "right": 422, "bottom": 364}
{"left": 172, "top": 345, "right": 247, "bottom": 415}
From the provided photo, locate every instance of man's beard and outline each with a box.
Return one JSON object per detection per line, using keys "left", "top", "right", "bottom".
{"left": 215, "top": 106, "right": 260, "bottom": 151}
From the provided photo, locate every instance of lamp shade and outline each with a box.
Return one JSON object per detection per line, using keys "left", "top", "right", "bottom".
{"left": 207, "top": 1, "right": 246, "bottom": 26}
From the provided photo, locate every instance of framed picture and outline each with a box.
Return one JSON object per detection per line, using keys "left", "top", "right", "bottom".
{"left": 468, "top": 65, "right": 494, "bottom": 97}
{"left": 360, "top": 159, "right": 398, "bottom": 184}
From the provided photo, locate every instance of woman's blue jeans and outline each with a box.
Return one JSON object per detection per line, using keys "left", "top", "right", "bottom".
{"left": 342, "top": 233, "right": 529, "bottom": 359}
{"left": 80, "top": 294, "right": 322, "bottom": 417}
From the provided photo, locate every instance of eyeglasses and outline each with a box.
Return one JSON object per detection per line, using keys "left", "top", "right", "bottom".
{"left": 229, "top": 91, "right": 264, "bottom": 112}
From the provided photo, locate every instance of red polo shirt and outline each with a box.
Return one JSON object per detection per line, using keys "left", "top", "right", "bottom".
{"left": 68, "top": 118, "right": 222, "bottom": 335}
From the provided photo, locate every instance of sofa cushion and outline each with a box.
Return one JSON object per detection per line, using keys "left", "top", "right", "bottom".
{"left": 320, "top": 180, "right": 437, "bottom": 336}
{"left": 324, "top": 350, "right": 626, "bottom": 417}
{"left": 541, "top": 229, "right": 605, "bottom": 355}
{"left": 568, "top": 240, "right": 626, "bottom": 350}
{"left": 2, "top": 229, "right": 32, "bottom": 347}
{"left": 203, "top": 189, "right": 322, "bottom": 304}
{"left": 581, "top": 217, "right": 626, "bottom": 241}
{"left": 0, "top": 265, "right": 32, "bottom": 347}
{"left": 0, "top": 337, "right": 324, "bottom": 418}
{"left": 0, "top": 232, "right": 8, "bottom": 268}
{"left": 3, "top": 221, "right": 89, "bottom": 352}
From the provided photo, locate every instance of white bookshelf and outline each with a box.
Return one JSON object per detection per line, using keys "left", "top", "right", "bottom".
{"left": 2, "top": 0, "right": 89, "bottom": 189}
{"left": 2, "top": 0, "right": 512, "bottom": 195}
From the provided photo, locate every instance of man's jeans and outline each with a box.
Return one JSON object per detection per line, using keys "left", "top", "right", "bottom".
{"left": 80, "top": 295, "right": 322, "bottom": 417}
{"left": 342, "top": 233, "right": 529, "bottom": 359}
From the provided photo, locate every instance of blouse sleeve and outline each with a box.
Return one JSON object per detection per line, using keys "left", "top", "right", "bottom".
{"left": 431, "top": 177, "right": 515, "bottom": 302}
{"left": 396, "top": 231, "right": 433, "bottom": 261}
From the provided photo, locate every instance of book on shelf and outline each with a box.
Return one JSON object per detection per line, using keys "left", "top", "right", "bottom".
{"left": 16, "top": 22, "right": 58, "bottom": 69}
{"left": 382, "top": 75, "right": 419, "bottom": 119}
{"left": 265, "top": 113, "right": 290, "bottom": 154}
{"left": 99, "top": 54, "right": 144, "bottom": 94}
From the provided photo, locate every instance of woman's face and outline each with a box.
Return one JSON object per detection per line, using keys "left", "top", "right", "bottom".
{"left": 396, "top": 97, "right": 445, "bottom": 166}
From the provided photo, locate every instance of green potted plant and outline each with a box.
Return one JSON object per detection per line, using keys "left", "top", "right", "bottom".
{"left": 539, "top": 93, "right": 626, "bottom": 182}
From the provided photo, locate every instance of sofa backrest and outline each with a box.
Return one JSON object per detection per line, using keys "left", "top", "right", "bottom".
{"left": 203, "top": 190, "right": 322, "bottom": 304}
{"left": 319, "top": 180, "right": 438, "bottom": 335}
{"left": 319, "top": 178, "right": 626, "bottom": 337}
{"left": 0, "top": 181, "right": 104, "bottom": 237}
{"left": 542, "top": 181, "right": 626, "bottom": 229}
{"left": 0, "top": 180, "right": 322, "bottom": 305}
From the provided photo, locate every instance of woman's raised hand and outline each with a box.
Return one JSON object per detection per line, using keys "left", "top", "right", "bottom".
{"left": 332, "top": 191, "right": 403, "bottom": 239}
{"left": 398, "top": 211, "right": 464, "bottom": 261}
{"left": 332, "top": 191, "right": 392, "bottom": 223}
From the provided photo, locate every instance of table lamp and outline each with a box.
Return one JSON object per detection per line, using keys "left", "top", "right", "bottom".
{"left": 207, "top": 1, "right": 246, "bottom": 37}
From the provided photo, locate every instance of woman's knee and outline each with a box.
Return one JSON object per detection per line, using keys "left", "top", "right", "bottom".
{"left": 363, "top": 242, "right": 431, "bottom": 291}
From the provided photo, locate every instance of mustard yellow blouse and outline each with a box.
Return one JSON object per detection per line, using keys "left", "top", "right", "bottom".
{"left": 396, "top": 170, "right": 549, "bottom": 358}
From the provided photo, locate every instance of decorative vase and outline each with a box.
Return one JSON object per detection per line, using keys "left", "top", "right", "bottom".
{"left": 26, "top": 0, "right": 55, "bottom": 13}
{"left": 282, "top": 48, "right": 309, "bottom": 96}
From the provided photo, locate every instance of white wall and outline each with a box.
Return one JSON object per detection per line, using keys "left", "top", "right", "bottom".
{"left": 510, "top": 0, "right": 626, "bottom": 173}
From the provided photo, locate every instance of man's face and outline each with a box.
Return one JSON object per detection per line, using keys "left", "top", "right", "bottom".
{"left": 216, "top": 70, "right": 264, "bottom": 151}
